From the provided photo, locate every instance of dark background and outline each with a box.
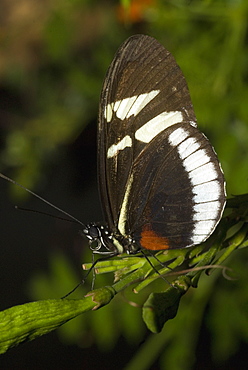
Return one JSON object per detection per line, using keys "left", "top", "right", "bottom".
{"left": 1, "top": 1, "right": 248, "bottom": 369}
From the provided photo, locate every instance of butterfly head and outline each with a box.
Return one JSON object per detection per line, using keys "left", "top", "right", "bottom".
{"left": 82, "top": 224, "right": 112, "bottom": 252}
{"left": 83, "top": 223, "right": 142, "bottom": 256}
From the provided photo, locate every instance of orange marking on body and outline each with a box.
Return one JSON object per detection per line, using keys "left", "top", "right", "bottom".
{"left": 140, "top": 227, "right": 170, "bottom": 250}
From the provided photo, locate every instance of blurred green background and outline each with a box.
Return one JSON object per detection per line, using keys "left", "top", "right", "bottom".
{"left": 0, "top": 0, "right": 248, "bottom": 369}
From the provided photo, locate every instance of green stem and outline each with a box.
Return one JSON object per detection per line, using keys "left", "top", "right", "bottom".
{"left": 0, "top": 286, "right": 115, "bottom": 354}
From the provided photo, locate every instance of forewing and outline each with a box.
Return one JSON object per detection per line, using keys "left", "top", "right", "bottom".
{"left": 98, "top": 35, "right": 197, "bottom": 229}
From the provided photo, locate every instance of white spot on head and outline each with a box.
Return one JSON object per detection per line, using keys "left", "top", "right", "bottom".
{"left": 107, "top": 135, "right": 132, "bottom": 158}
{"left": 135, "top": 111, "right": 183, "bottom": 143}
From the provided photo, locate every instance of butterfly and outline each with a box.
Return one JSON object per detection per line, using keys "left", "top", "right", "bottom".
{"left": 82, "top": 34, "right": 226, "bottom": 258}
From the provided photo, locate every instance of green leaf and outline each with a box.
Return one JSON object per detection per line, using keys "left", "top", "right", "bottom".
{"left": 143, "top": 276, "right": 191, "bottom": 333}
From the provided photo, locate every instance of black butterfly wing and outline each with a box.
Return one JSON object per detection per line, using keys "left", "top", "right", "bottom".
{"left": 125, "top": 122, "right": 226, "bottom": 249}
{"left": 98, "top": 35, "right": 198, "bottom": 234}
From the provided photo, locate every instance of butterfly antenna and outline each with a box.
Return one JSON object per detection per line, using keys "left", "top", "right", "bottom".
{"left": 0, "top": 173, "right": 86, "bottom": 228}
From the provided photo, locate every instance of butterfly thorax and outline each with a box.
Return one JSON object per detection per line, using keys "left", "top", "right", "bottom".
{"left": 83, "top": 223, "right": 139, "bottom": 255}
